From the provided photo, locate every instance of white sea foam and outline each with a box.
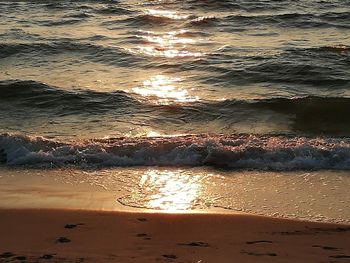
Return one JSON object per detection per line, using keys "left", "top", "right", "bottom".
{"left": 1, "top": 133, "right": 350, "bottom": 170}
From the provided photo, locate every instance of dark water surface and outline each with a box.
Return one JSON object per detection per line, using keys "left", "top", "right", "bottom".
{"left": 1, "top": 0, "right": 350, "bottom": 170}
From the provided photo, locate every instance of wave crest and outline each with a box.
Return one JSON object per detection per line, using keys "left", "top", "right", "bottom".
{"left": 0, "top": 80, "right": 138, "bottom": 113}
{"left": 1, "top": 133, "right": 350, "bottom": 170}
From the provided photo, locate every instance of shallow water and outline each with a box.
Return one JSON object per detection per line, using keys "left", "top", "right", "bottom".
{"left": 1, "top": 167, "right": 349, "bottom": 223}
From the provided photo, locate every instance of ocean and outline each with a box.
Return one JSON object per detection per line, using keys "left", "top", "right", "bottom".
{"left": 0, "top": 0, "right": 349, "bottom": 222}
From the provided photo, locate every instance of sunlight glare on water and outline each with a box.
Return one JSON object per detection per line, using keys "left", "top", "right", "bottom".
{"left": 138, "top": 170, "right": 201, "bottom": 212}
{"left": 145, "top": 9, "right": 190, "bottom": 20}
{"left": 130, "top": 8, "right": 204, "bottom": 58}
{"left": 134, "top": 29, "right": 203, "bottom": 58}
{"left": 132, "top": 75, "right": 199, "bottom": 104}
{"left": 129, "top": 7, "right": 203, "bottom": 104}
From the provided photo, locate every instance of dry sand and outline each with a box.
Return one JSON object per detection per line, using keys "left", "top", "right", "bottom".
{"left": 0, "top": 208, "right": 349, "bottom": 263}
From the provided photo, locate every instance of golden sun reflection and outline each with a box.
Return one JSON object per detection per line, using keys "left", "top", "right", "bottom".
{"left": 140, "top": 30, "right": 195, "bottom": 45}
{"left": 132, "top": 75, "right": 198, "bottom": 104}
{"left": 135, "top": 29, "right": 203, "bottom": 58}
{"left": 126, "top": 8, "right": 204, "bottom": 58}
{"left": 146, "top": 130, "right": 161, "bottom": 137}
{"left": 145, "top": 9, "right": 190, "bottom": 20}
{"left": 139, "top": 170, "right": 201, "bottom": 212}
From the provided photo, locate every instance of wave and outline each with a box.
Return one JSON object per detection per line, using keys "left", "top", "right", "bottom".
{"left": 2, "top": 79, "right": 350, "bottom": 110}
{"left": 200, "top": 97, "right": 350, "bottom": 135}
{"left": 0, "top": 80, "right": 139, "bottom": 114}
{"left": 0, "top": 40, "right": 143, "bottom": 66}
{"left": 117, "top": 14, "right": 185, "bottom": 27}
{"left": 200, "top": 45, "right": 350, "bottom": 88}
{"left": 187, "top": 16, "right": 218, "bottom": 26}
{"left": 1, "top": 133, "right": 350, "bottom": 170}
{"left": 222, "top": 11, "right": 350, "bottom": 29}
{"left": 95, "top": 5, "right": 132, "bottom": 15}
{"left": 40, "top": 18, "right": 84, "bottom": 26}
{"left": 184, "top": 0, "right": 298, "bottom": 12}
{"left": 182, "top": 11, "right": 350, "bottom": 30}
{"left": 0, "top": 29, "right": 41, "bottom": 42}
{"left": 318, "top": 45, "right": 349, "bottom": 53}
{"left": 1, "top": 80, "right": 350, "bottom": 135}
{"left": 0, "top": 41, "right": 119, "bottom": 57}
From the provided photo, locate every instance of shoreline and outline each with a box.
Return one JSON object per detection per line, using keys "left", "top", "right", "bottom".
{"left": 0, "top": 167, "right": 349, "bottom": 224}
{"left": 1, "top": 208, "right": 349, "bottom": 263}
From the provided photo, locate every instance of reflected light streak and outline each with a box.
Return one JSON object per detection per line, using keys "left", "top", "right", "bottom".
{"left": 131, "top": 21, "right": 203, "bottom": 58}
{"left": 132, "top": 75, "right": 199, "bottom": 104}
{"left": 146, "top": 130, "right": 161, "bottom": 137}
{"left": 145, "top": 9, "right": 190, "bottom": 20}
{"left": 136, "top": 46, "right": 202, "bottom": 58}
{"left": 140, "top": 30, "right": 195, "bottom": 45}
{"left": 139, "top": 170, "right": 201, "bottom": 211}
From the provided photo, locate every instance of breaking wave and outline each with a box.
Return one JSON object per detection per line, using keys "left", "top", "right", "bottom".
{"left": 1, "top": 133, "right": 350, "bottom": 170}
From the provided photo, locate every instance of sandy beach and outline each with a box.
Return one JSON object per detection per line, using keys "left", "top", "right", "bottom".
{"left": 1, "top": 208, "right": 350, "bottom": 263}
{"left": 0, "top": 168, "right": 349, "bottom": 263}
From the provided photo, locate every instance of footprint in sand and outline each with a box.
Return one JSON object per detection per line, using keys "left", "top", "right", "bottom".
{"left": 241, "top": 250, "right": 277, "bottom": 257}
{"left": 246, "top": 240, "right": 273, "bottom": 245}
{"left": 312, "top": 245, "right": 339, "bottom": 251}
{"left": 0, "top": 252, "right": 15, "bottom": 258}
{"left": 162, "top": 254, "right": 178, "bottom": 259}
{"left": 40, "top": 254, "right": 55, "bottom": 259}
{"left": 178, "top": 242, "right": 210, "bottom": 247}
{"left": 15, "top": 256, "right": 27, "bottom": 260}
{"left": 56, "top": 237, "right": 71, "bottom": 243}
{"left": 329, "top": 255, "right": 350, "bottom": 259}
{"left": 136, "top": 233, "right": 148, "bottom": 237}
{"left": 136, "top": 233, "right": 152, "bottom": 240}
{"left": 64, "top": 223, "right": 84, "bottom": 229}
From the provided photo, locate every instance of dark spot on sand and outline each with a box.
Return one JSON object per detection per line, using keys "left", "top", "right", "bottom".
{"left": 304, "top": 227, "right": 350, "bottom": 234}
{"left": 144, "top": 237, "right": 151, "bottom": 240}
{"left": 311, "top": 227, "right": 350, "bottom": 233}
{"left": 15, "top": 256, "right": 27, "bottom": 260}
{"left": 40, "top": 254, "right": 55, "bottom": 259}
{"left": 0, "top": 252, "right": 15, "bottom": 258}
{"left": 136, "top": 233, "right": 148, "bottom": 237}
{"left": 336, "top": 227, "right": 350, "bottom": 232}
{"left": 246, "top": 240, "right": 273, "bottom": 245}
{"left": 65, "top": 223, "right": 84, "bottom": 229}
{"left": 270, "top": 226, "right": 350, "bottom": 236}
{"left": 137, "top": 218, "right": 147, "bottom": 222}
{"left": 312, "top": 245, "right": 339, "bottom": 251}
{"left": 178, "top": 242, "right": 210, "bottom": 247}
{"left": 241, "top": 250, "right": 277, "bottom": 257}
{"left": 272, "top": 230, "right": 304, "bottom": 235}
{"left": 329, "top": 255, "right": 350, "bottom": 259}
{"left": 162, "top": 254, "right": 177, "bottom": 259}
{"left": 56, "top": 237, "right": 71, "bottom": 243}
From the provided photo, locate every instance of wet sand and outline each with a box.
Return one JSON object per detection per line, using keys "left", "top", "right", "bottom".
{"left": 0, "top": 167, "right": 349, "bottom": 223}
{"left": 0, "top": 168, "right": 349, "bottom": 262}
{"left": 0, "top": 208, "right": 350, "bottom": 263}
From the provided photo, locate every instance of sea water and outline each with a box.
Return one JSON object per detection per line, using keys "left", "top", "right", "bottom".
{"left": 0, "top": 0, "right": 349, "bottom": 222}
